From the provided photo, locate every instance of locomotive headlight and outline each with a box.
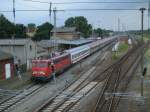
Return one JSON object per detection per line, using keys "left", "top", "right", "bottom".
{"left": 32, "top": 71, "right": 37, "bottom": 74}
{"left": 39, "top": 71, "right": 46, "bottom": 75}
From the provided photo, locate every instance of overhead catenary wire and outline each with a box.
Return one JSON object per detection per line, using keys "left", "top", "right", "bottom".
{"left": 0, "top": 8, "right": 148, "bottom": 13}
{"left": 24, "top": 0, "right": 149, "bottom": 4}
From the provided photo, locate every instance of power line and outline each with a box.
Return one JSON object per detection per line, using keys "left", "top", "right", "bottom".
{"left": 24, "top": 0, "right": 149, "bottom": 4}
{"left": 62, "top": 8, "right": 143, "bottom": 11}
{"left": 24, "top": 0, "right": 50, "bottom": 4}
{"left": 50, "top": 1, "right": 149, "bottom": 4}
{"left": 0, "top": 10, "right": 62, "bottom": 12}
{"left": 0, "top": 8, "right": 148, "bottom": 13}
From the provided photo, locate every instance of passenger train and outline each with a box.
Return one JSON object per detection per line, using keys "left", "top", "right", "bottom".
{"left": 31, "top": 37, "right": 117, "bottom": 81}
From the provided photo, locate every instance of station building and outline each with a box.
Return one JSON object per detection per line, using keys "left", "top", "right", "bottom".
{"left": 0, "top": 50, "right": 14, "bottom": 80}
{"left": 40, "top": 27, "right": 93, "bottom": 54}
{"left": 0, "top": 39, "right": 48, "bottom": 70}
{"left": 51, "top": 27, "right": 80, "bottom": 40}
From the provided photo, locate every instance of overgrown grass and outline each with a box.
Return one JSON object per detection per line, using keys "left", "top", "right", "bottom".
{"left": 112, "top": 43, "right": 129, "bottom": 60}
{"left": 145, "top": 49, "right": 150, "bottom": 61}
{"left": 144, "top": 34, "right": 150, "bottom": 41}
{"left": 118, "top": 43, "right": 129, "bottom": 52}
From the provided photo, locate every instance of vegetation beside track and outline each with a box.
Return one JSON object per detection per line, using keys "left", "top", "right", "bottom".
{"left": 144, "top": 34, "right": 150, "bottom": 41}
{"left": 112, "top": 42, "right": 130, "bottom": 60}
{"left": 142, "top": 47, "right": 150, "bottom": 111}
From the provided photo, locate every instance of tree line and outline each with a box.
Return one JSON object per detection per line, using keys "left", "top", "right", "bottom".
{"left": 0, "top": 14, "right": 111, "bottom": 41}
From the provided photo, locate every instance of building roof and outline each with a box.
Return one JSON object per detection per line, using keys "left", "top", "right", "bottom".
{"left": 0, "top": 50, "right": 13, "bottom": 60}
{"left": 51, "top": 27, "right": 77, "bottom": 33}
{"left": 37, "top": 40, "right": 58, "bottom": 48}
{"left": 0, "top": 39, "right": 31, "bottom": 45}
{"left": 38, "top": 39, "right": 93, "bottom": 48}
{"left": 56, "top": 39, "right": 93, "bottom": 45}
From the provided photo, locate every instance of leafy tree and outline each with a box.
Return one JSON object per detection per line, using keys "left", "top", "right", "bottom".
{"left": 27, "top": 23, "right": 36, "bottom": 32}
{"left": 94, "top": 28, "right": 111, "bottom": 38}
{"left": 94, "top": 28, "right": 103, "bottom": 37}
{"left": 33, "top": 22, "right": 53, "bottom": 41}
{"left": 65, "top": 16, "right": 92, "bottom": 38}
{"left": 65, "top": 17, "right": 74, "bottom": 27}
{"left": 0, "top": 14, "right": 26, "bottom": 39}
{"left": 15, "top": 24, "right": 26, "bottom": 38}
{"left": 102, "top": 29, "right": 111, "bottom": 37}
{"left": 0, "top": 14, "right": 15, "bottom": 38}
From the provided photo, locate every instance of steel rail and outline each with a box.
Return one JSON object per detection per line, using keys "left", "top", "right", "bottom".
{"left": 34, "top": 39, "right": 117, "bottom": 112}
{"left": 92, "top": 42, "right": 145, "bottom": 112}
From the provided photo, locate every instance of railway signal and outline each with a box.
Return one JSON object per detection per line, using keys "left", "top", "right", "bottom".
{"left": 142, "top": 67, "right": 147, "bottom": 76}
{"left": 139, "top": 8, "right": 146, "bottom": 97}
{"left": 141, "top": 67, "right": 147, "bottom": 97}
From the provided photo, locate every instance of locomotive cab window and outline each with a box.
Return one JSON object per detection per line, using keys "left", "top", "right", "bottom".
{"left": 48, "top": 62, "right": 51, "bottom": 67}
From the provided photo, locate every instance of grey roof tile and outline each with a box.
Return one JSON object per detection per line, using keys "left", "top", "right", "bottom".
{"left": 0, "top": 50, "right": 13, "bottom": 61}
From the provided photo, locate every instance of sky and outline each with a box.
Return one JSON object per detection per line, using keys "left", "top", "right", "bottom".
{"left": 0, "top": 0, "right": 150, "bottom": 31}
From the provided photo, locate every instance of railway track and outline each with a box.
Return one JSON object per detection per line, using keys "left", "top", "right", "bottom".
{"left": 35, "top": 42, "right": 148, "bottom": 112}
{"left": 92, "top": 42, "right": 149, "bottom": 112}
{"left": 0, "top": 84, "right": 44, "bottom": 112}
{"left": 34, "top": 42, "right": 116, "bottom": 112}
{"left": 0, "top": 89, "right": 22, "bottom": 104}
{"left": 34, "top": 67, "right": 98, "bottom": 112}
{"left": 0, "top": 40, "right": 116, "bottom": 112}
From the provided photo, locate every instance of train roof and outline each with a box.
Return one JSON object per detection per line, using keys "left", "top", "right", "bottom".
{"left": 87, "top": 36, "right": 117, "bottom": 47}
{"left": 51, "top": 52, "right": 69, "bottom": 60}
{"left": 32, "top": 59, "right": 51, "bottom": 63}
{"left": 65, "top": 44, "right": 89, "bottom": 53}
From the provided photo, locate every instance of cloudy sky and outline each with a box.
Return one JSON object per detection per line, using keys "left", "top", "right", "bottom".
{"left": 0, "top": 0, "right": 150, "bottom": 31}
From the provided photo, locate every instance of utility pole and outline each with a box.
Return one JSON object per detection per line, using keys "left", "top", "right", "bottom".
{"left": 139, "top": 8, "right": 146, "bottom": 97}
{"left": 12, "top": 0, "right": 15, "bottom": 61}
{"left": 118, "top": 18, "right": 120, "bottom": 32}
{"left": 49, "top": 2, "right": 52, "bottom": 39}
{"left": 49, "top": 2, "right": 52, "bottom": 23}
{"left": 53, "top": 7, "right": 57, "bottom": 51}
{"left": 140, "top": 8, "right": 146, "bottom": 42}
{"left": 53, "top": 7, "right": 57, "bottom": 38}
{"left": 148, "top": 2, "right": 150, "bottom": 30}
{"left": 92, "top": 24, "right": 94, "bottom": 38}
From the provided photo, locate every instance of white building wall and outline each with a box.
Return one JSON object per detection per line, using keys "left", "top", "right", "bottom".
{"left": 0, "top": 45, "right": 26, "bottom": 64}
{"left": 0, "top": 39, "right": 49, "bottom": 70}
{"left": 25, "top": 40, "right": 37, "bottom": 69}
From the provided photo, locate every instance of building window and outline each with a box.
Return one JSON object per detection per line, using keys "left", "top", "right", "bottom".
{"left": 30, "top": 45, "right": 32, "bottom": 51}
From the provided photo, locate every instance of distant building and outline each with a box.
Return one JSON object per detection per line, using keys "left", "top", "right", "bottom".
{"left": 0, "top": 50, "right": 14, "bottom": 80}
{"left": 51, "top": 27, "right": 80, "bottom": 40}
{"left": 38, "top": 39, "right": 93, "bottom": 56}
{"left": 119, "top": 35, "right": 129, "bottom": 44}
{"left": 26, "top": 24, "right": 37, "bottom": 38}
{"left": 0, "top": 39, "right": 47, "bottom": 69}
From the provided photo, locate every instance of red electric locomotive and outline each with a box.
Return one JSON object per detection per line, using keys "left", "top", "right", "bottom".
{"left": 31, "top": 53, "right": 71, "bottom": 81}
